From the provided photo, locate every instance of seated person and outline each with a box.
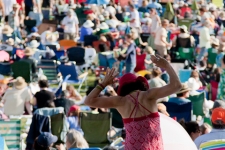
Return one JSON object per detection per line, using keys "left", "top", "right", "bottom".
{"left": 65, "top": 85, "right": 83, "bottom": 105}
{"left": 168, "top": 83, "right": 191, "bottom": 104}
{"left": 20, "top": 47, "right": 37, "bottom": 74}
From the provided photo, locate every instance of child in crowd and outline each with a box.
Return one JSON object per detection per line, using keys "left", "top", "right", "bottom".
{"left": 67, "top": 105, "right": 84, "bottom": 135}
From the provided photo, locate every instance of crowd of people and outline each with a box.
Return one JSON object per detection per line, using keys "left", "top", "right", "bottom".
{"left": 0, "top": 0, "right": 225, "bottom": 149}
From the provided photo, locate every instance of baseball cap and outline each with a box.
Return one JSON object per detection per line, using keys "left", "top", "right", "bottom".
{"left": 68, "top": 105, "right": 80, "bottom": 116}
{"left": 211, "top": 107, "right": 225, "bottom": 125}
{"left": 31, "top": 27, "right": 38, "bottom": 32}
{"left": 37, "top": 132, "right": 58, "bottom": 147}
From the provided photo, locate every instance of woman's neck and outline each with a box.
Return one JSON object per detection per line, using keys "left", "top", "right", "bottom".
{"left": 40, "top": 87, "right": 48, "bottom": 90}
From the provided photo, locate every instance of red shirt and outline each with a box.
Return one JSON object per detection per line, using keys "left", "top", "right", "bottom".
{"left": 16, "top": 0, "right": 24, "bottom": 10}
{"left": 134, "top": 53, "right": 146, "bottom": 72}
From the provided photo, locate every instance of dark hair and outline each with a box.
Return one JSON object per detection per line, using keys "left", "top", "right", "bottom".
{"left": 179, "top": 119, "right": 200, "bottom": 135}
{"left": 152, "top": 67, "right": 162, "bottom": 77}
{"left": 180, "top": 28, "right": 185, "bottom": 33}
{"left": 119, "top": 80, "right": 148, "bottom": 96}
{"left": 44, "top": 100, "right": 55, "bottom": 108}
{"left": 33, "top": 138, "right": 50, "bottom": 150}
{"left": 99, "top": 44, "right": 107, "bottom": 52}
{"left": 212, "top": 122, "right": 225, "bottom": 129}
{"left": 177, "top": 92, "right": 185, "bottom": 97}
{"left": 144, "top": 74, "right": 151, "bottom": 80}
{"left": 199, "top": 61, "right": 206, "bottom": 67}
{"left": 38, "top": 80, "right": 49, "bottom": 88}
{"left": 36, "top": 36, "right": 41, "bottom": 42}
{"left": 213, "top": 68, "right": 220, "bottom": 82}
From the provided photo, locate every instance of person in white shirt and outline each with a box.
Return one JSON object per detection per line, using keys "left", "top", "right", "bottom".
{"left": 197, "top": 20, "right": 211, "bottom": 63}
{"left": 129, "top": 5, "right": 140, "bottom": 29}
{"left": 154, "top": 19, "right": 171, "bottom": 57}
{"left": 2, "top": 0, "right": 16, "bottom": 22}
{"left": 61, "top": 9, "right": 79, "bottom": 40}
{"left": 40, "top": 27, "right": 53, "bottom": 44}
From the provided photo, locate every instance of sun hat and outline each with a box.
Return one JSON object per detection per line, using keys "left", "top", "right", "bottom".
{"left": 117, "top": 73, "right": 149, "bottom": 96}
{"left": 13, "top": 3, "right": 20, "bottom": 8}
{"left": 83, "top": 20, "right": 94, "bottom": 28}
{"left": 68, "top": 105, "right": 80, "bottom": 116}
{"left": 103, "top": 11, "right": 110, "bottom": 17}
{"left": 31, "top": 27, "right": 38, "bottom": 33}
{"left": 100, "top": 22, "right": 109, "bottom": 30}
{"left": 2, "top": 25, "right": 13, "bottom": 35}
{"left": 187, "top": 78, "right": 200, "bottom": 91}
{"left": 99, "top": 15, "right": 105, "bottom": 22}
{"left": 179, "top": 1, "right": 184, "bottom": 7}
{"left": 6, "top": 38, "right": 14, "bottom": 46}
{"left": 29, "top": 40, "right": 40, "bottom": 48}
{"left": 106, "top": 20, "right": 118, "bottom": 28}
{"left": 179, "top": 25, "right": 188, "bottom": 33}
{"left": 24, "top": 47, "right": 35, "bottom": 56}
{"left": 211, "top": 38, "right": 219, "bottom": 46}
{"left": 211, "top": 107, "right": 225, "bottom": 124}
{"left": 37, "top": 132, "right": 58, "bottom": 147}
{"left": 13, "top": 77, "right": 27, "bottom": 90}
{"left": 176, "top": 83, "right": 191, "bottom": 94}
{"left": 173, "top": 3, "right": 179, "bottom": 9}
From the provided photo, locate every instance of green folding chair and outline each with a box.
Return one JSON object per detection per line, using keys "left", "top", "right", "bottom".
{"left": 0, "top": 120, "right": 21, "bottom": 149}
{"left": 188, "top": 92, "right": 205, "bottom": 117}
{"left": 178, "top": 47, "right": 194, "bottom": 60}
{"left": 79, "top": 112, "right": 112, "bottom": 148}
{"left": 177, "top": 19, "right": 194, "bottom": 29}
{"left": 11, "top": 61, "right": 32, "bottom": 83}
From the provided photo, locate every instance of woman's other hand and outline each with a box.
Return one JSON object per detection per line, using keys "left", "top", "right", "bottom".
{"left": 101, "top": 68, "right": 119, "bottom": 87}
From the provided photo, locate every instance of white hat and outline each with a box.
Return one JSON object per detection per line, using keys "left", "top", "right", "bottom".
{"left": 83, "top": 20, "right": 94, "bottom": 28}
{"left": 173, "top": 3, "right": 179, "bottom": 9}
{"left": 103, "top": 11, "right": 110, "bottom": 17}
{"left": 212, "top": 38, "right": 219, "bottom": 46}
{"left": 187, "top": 78, "right": 200, "bottom": 91}
{"left": 24, "top": 47, "right": 35, "bottom": 56}
{"left": 179, "top": 25, "right": 188, "bottom": 33}
{"left": 106, "top": 20, "right": 118, "bottom": 28}
{"left": 100, "top": 22, "right": 109, "bottom": 30}
{"left": 141, "top": 18, "right": 152, "bottom": 24}
{"left": 98, "top": 15, "right": 105, "bottom": 21}
{"left": 179, "top": 1, "right": 184, "bottom": 7}
{"left": 29, "top": 40, "right": 40, "bottom": 48}
{"left": 144, "top": 12, "right": 150, "bottom": 17}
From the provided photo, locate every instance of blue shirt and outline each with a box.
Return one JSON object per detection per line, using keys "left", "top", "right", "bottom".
{"left": 79, "top": 26, "right": 93, "bottom": 42}
{"left": 126, "top": 42, "right": 136, "bottom": 64}
{"left": 216, "top": 52, "right": 224, "bottom": 68}
{"left": 194, "top": 129, "right": 225, "bottom": 149}
{"left": 67, "top": 116, "right": 84, "bottom": 135}
{"left": 168, "top": 97, "right": 191, "bottom": 105}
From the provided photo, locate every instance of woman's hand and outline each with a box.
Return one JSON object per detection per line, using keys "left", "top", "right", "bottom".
{"left": 56, "top": 144, "right": 65, "bottom": 150}
{"left": 101, "top": 68, "right": 119, "bottom": 87}
{"left": 150, "top": 54, "right": 169, "bottom": 69}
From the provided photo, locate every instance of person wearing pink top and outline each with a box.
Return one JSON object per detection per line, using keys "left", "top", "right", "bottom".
{"left": 85, "top": 55, "right": 182, "bottom": 149}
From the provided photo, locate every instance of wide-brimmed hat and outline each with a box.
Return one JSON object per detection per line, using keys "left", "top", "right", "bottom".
{"left": 106, "top": 20, "right": 118, "bottom": 28}
{"left": 37, "top": 132, "right": 58, "bottom": 147}
{"left": 179, "top": 25, "right": 188, "bottom": 33}
{"left": 13, "top": 3, "right": 20, "bottom": 8}
{"left": 24, "top": 47, "right": 35, "bottom": 56}
{"left": 100, "top": 22, "right": 109, "bottom": 30}
{"left": 29, "top": 40, "right": 40, "bottom": 48}
{"left": 179, "top": 1, "right": 184, "bottom": 7}
{"left": 187, "top": 78, "right": 200, "bottom": 91}
{"left": 99, "top": 15, "right": 105, "bottom": 22}
{"left": 176, "top": 83, "right": 191, "bottom": 94}
{"left": 117, "top": 73, "right": 149, "bottom": 96}
{"left": 46, "top": 32, "right": 59, "bottom": 42}
{"left": 2, "top": 25, "right": 13, "bottom": 35}
{"left": 6, "top": 38, "right": 14, "bottom": 46}
{"left": 13, "top": 77, "right": 27, "bottom": 90}
{"left": 211, "top": 38, "right": 219, "bottom": 46}
{"left": 83, "top": 20, "right": 94, "bottom": 28}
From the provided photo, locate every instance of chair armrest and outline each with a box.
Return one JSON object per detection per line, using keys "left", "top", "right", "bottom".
{"left": 78, "top": 72, "right": 88, "bottom": 79}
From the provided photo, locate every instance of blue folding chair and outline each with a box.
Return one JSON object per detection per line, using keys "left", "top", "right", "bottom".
{"left": 162, "top": 102, "right": 192, "bottom": 122}
{"left": 54, "top": 74, "right": 71, "bottom": 97}
{"left": 179, "top": 69, "right": 192, "bottom": 83}
{"left": 0, "top": 62, "right": 11, "bottom": 75}
{"left": 54, "top": 50, "right": 65, "bottom": 60}
{"left": 98, "top": 53, "right": 108, "bottom": 68}
{"left": 58, "top": 62, "right": 88, "bottom": 92}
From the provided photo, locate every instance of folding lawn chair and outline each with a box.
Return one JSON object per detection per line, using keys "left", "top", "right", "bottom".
{"left": 177, "top": 47, "right": 194, "bottom": 61}
{"left": 188, "top": 92, "right": 205, "bottom": 117}
{"left": 58, "top": 62, "right": 88, "bottom": 92}
{"left": 54, "top": 74, "right": 71, "bottom": 97}
{"left": 59, "top": 40, "right": 76, "bottom": 50}
{"left": 80, "top": 112, "right": 112, "bottom": 148}
{"left": 84, "top": 35, "right": 98, "bottom": 47}
{"left": 67, "top": 47, "right": 86, "bottom": 66}
{"left": 162, "top": 102, "right": 192, "bottom": 122}
{"left": 37, "top": 60, "right": 60, "bottom": 83}
{"left": 11, "top": 61, "right": 32, "bottom": 83}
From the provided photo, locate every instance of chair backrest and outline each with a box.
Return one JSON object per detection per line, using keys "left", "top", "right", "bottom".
{"left": 0, "top": 62, "right": 11, "bottom": 75}
{"left": 188, "top": 92, "right": 205, "bottom": 116}
{"left": 162, "top": 102, "right": 192, "bottom": 122}
{"left": 179, "top": 69, "right": 192, "bottom": 83}
{"left": 84, "top": 35, "right": 98, "bottom": 47}
{"left": 0, "top": 120, "right": 21, "bottom": 149}
{"left": 59, "top": 40, "right": 76, "bottom": 50}
{"left": 46, "top": 45, "right": 57, "bottom": 51}
{"left": 177, "top": 19, "right": 194, "bottom": 29}
{"left": 58, "top": 63, "right": 79, "bottom": 82}
{"left": 11, "top": 61, "right": 32, "bottom": 83}
{"left": 210, "top": 81, "right": 218, "bottom": 101}
{"left": 67, "top": 47, "right": 85, "bottom": 65}
{"left": 37, "top": 60, "right": 58, "bottom": 82}
{"left": 200, "top": 139, "right": 225, "bottom": 150}
{"left": 178, "top": 47, "right": 194, "bottom": 61}
{"left": 54, "top": 50, "right": 65, "bottom": 60}
{"left": 80, "top": 112, "right": 112, "bottom": 147}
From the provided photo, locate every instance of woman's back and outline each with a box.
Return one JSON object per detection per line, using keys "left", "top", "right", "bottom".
{"left": 120, "top": 91, "right": 163, "bottom": 150}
